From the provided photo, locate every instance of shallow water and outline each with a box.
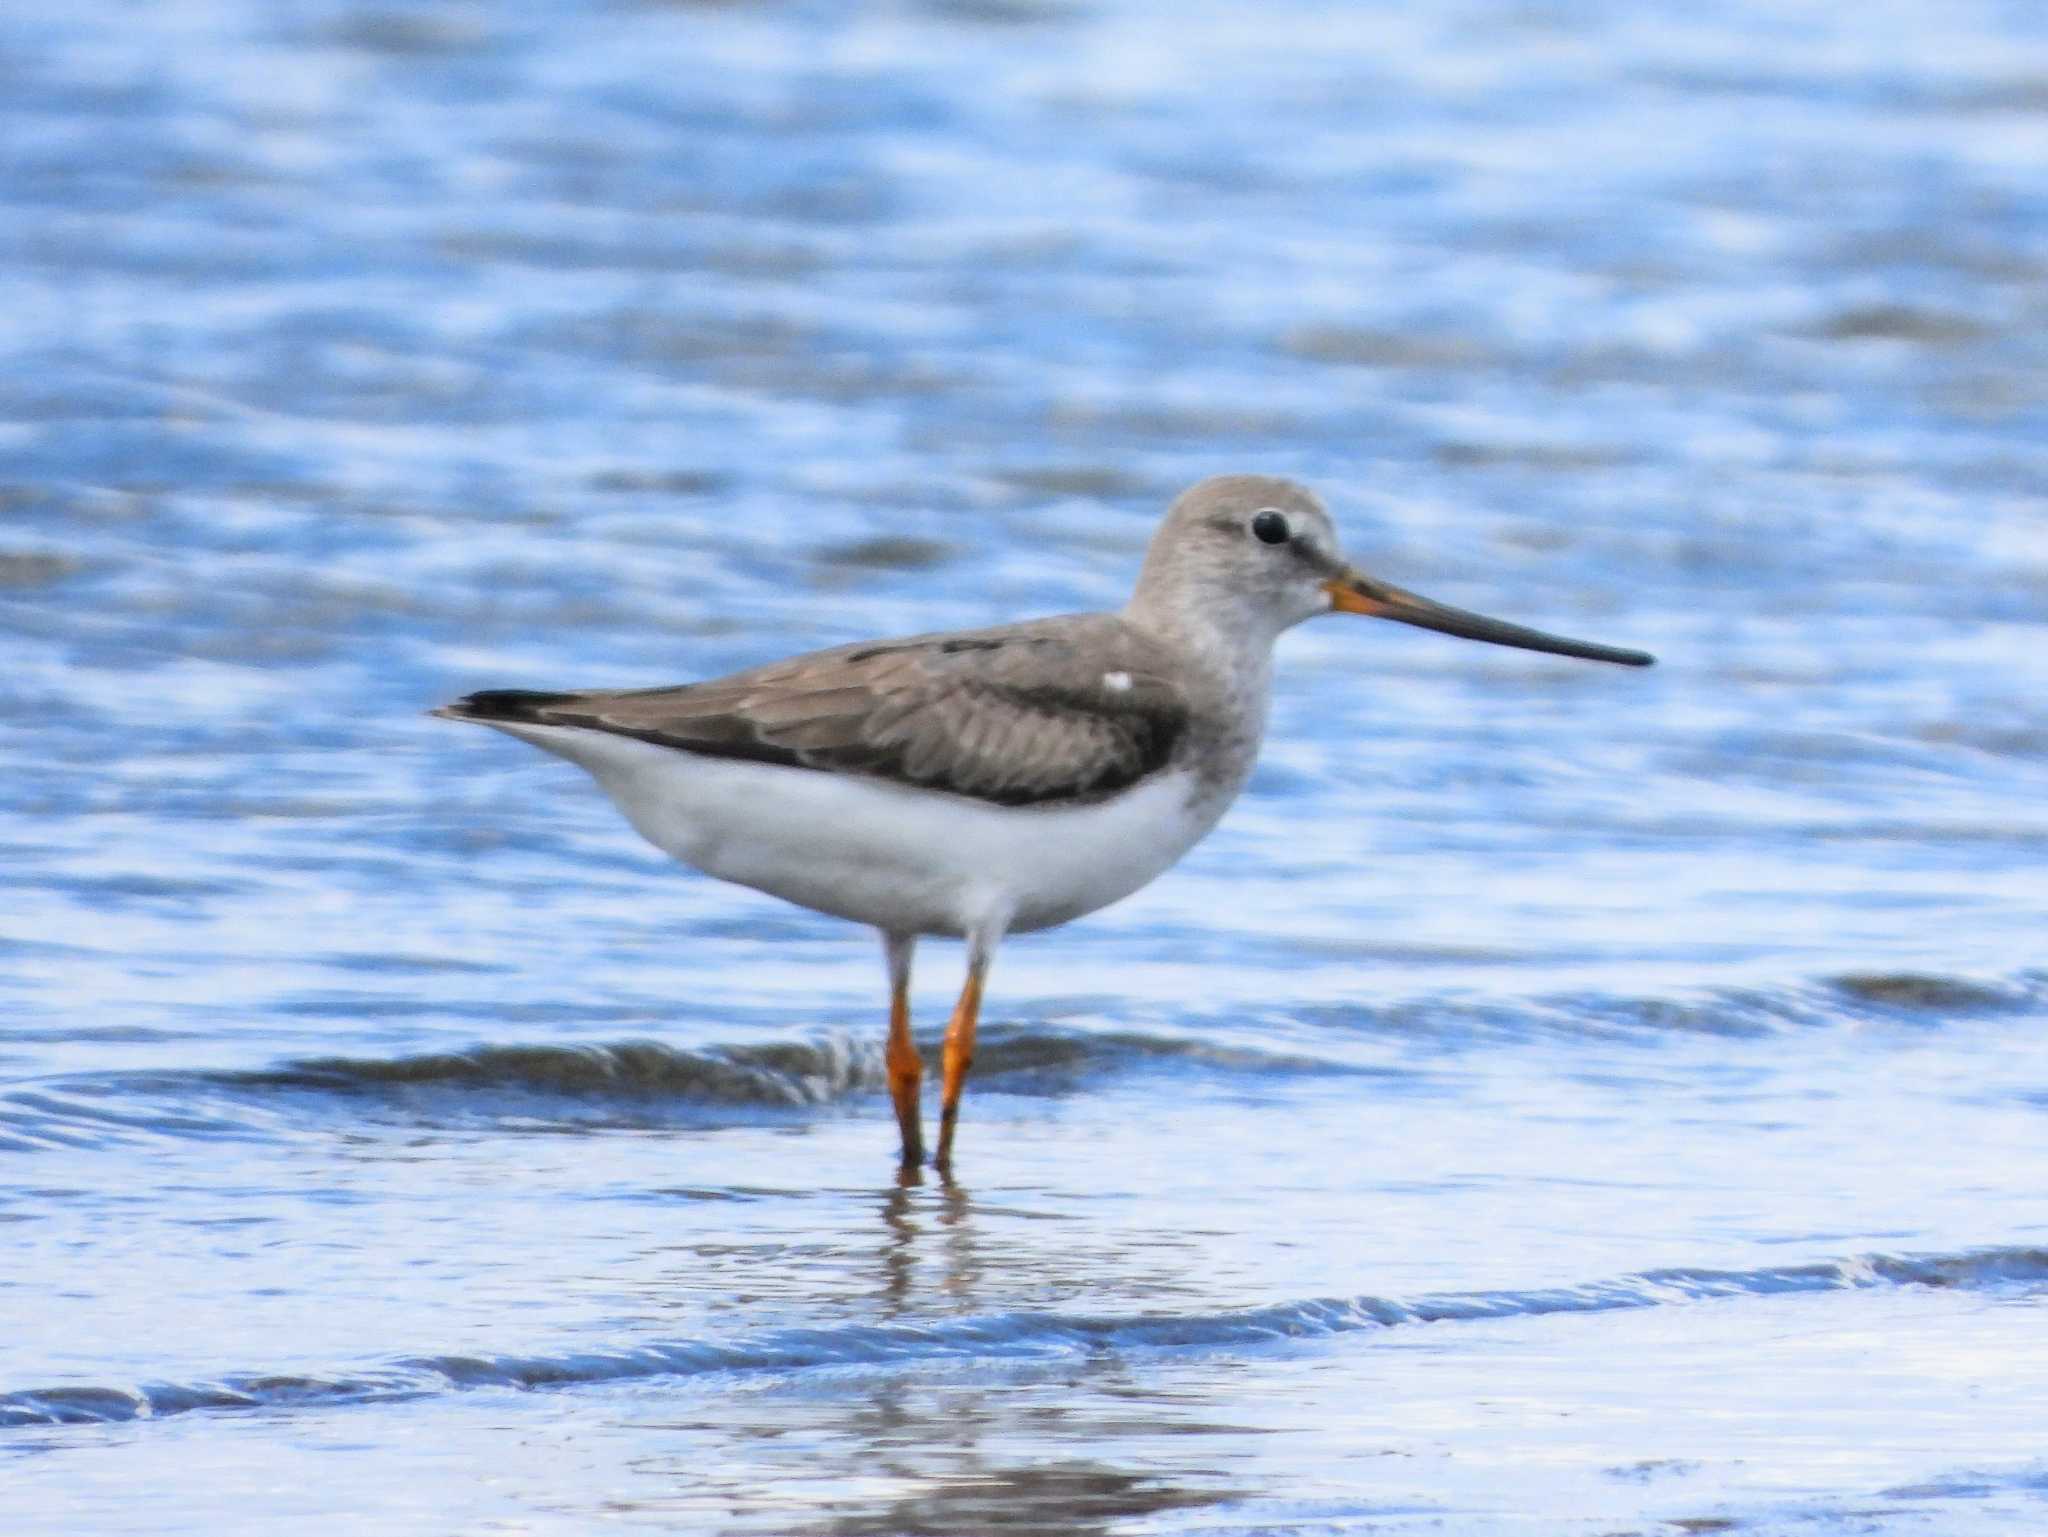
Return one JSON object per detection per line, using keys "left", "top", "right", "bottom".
{"left": 4, "top": 1, "right": 2048, "bottom": 1532}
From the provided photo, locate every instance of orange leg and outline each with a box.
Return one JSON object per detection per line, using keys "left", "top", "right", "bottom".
{"left": 883, "top": 934, "right": 923, "bottom": 1167}
{"left": 935, "top": 955, "right": 988, "bottom": 1171}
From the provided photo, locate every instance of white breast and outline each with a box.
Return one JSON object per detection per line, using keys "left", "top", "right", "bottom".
{"left": 483, "top": 723, "right": 1232, "bottom": 938}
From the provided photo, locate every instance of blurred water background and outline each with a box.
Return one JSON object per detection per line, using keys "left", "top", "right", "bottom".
{"left": 3, "top": 1, "right": 2047, "bottom": 1532}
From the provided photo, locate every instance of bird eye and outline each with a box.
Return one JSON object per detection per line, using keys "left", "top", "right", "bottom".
{"left": 1250, "top": 510, "right": 1290, "bottom": 545}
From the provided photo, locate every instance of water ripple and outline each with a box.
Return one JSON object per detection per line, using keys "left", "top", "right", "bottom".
{"left": 6, "top": 968, "right": 2039, "bottom": 1151}
{"left": 7, "top": 1243, "right": 2042, "bottom": 1430}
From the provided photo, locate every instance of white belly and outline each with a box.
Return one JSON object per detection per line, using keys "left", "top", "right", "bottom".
{"left": 484, "top": 724, "right": 1228, "bottom": 938}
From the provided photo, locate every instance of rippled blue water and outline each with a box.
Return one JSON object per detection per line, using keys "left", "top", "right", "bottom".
{"left": 4, "top": 2, "right": 2047, "bottom": 1532}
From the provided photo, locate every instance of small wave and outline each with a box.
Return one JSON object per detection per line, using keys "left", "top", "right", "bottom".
{"left": 0, "top": 1041, "right": 884, "bottom": 1153}
{"left": 1616, "top": 970, "right": 2047, "bottom": 1033}
{"left": 0, "top": 1042, "right": 881, "bottom": 1153}
{"left": 9, "top": 966, "right": 2040, "bottom": 1154}
{"left": 0, "top": 1028, "right": 1364, "bottom": 1153}
{"left": 256, "top": 1027, "right": 1342, "bottom": 1096}
{"left": 232, "top": 1025, "right": 1347, "bottom": 1106}
{"left": 1827, "top": 972, "right": 2038, "bottom": 1013}
{"left": 8, "top": 1243, "right": 2044, "bottom": 1430}
{"left": 0, "top": 1088, "right": 274, "bottom": 1154}
{"left": 1298, "top": 968, "right": 2048, "bottom": 1050}
{"left": 232, "top": 1039, "right": 882, "bottom": 1107}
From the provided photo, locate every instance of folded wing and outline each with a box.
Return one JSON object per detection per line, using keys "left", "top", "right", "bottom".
{"left": 441, "top": 617, "right": 1191, "bottom": 808}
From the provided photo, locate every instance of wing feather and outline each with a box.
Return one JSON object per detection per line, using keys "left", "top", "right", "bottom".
{"left": 445, "top": 616, "right": 1191, "bottom": 807}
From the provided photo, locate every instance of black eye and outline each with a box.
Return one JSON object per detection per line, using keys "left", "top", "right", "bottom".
{"left": 1251, "top": 510, "right": 1290, "bottom": 545}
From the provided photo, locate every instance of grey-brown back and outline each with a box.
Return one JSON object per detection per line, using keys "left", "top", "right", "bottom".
{"left": 440, "top": 615, "right": 1196, "bottom": 809}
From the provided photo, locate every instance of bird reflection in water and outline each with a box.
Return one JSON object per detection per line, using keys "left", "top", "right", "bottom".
{"left": 833, "top": 1171, "right": 1238, "bottom": 1535}
{"left": 876, "top": 1161, "right": 977, "bottom": 1318}
{"left": 614, "top": 1170, "right": 1244, "bottom": 1533}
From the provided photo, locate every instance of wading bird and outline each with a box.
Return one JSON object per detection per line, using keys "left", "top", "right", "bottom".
{"left": 436, "top": 476, "right": 1653, "bottom": 1169}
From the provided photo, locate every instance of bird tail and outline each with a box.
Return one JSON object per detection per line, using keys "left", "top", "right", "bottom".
{"left": 430, "top": 689, "right": 577, "bottom": 724}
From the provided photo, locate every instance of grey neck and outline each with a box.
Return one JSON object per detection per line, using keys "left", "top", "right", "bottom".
{"left": 1123, "top": 585, "right": 1282, "bottom": 703}
{"left": 1122, "top": 588, "right": 1278, "bottom": 810}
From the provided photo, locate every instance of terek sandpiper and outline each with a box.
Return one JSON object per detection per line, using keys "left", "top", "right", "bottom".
{"left": 435, "top": 475, "right": 1653, "bottom": 1169}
